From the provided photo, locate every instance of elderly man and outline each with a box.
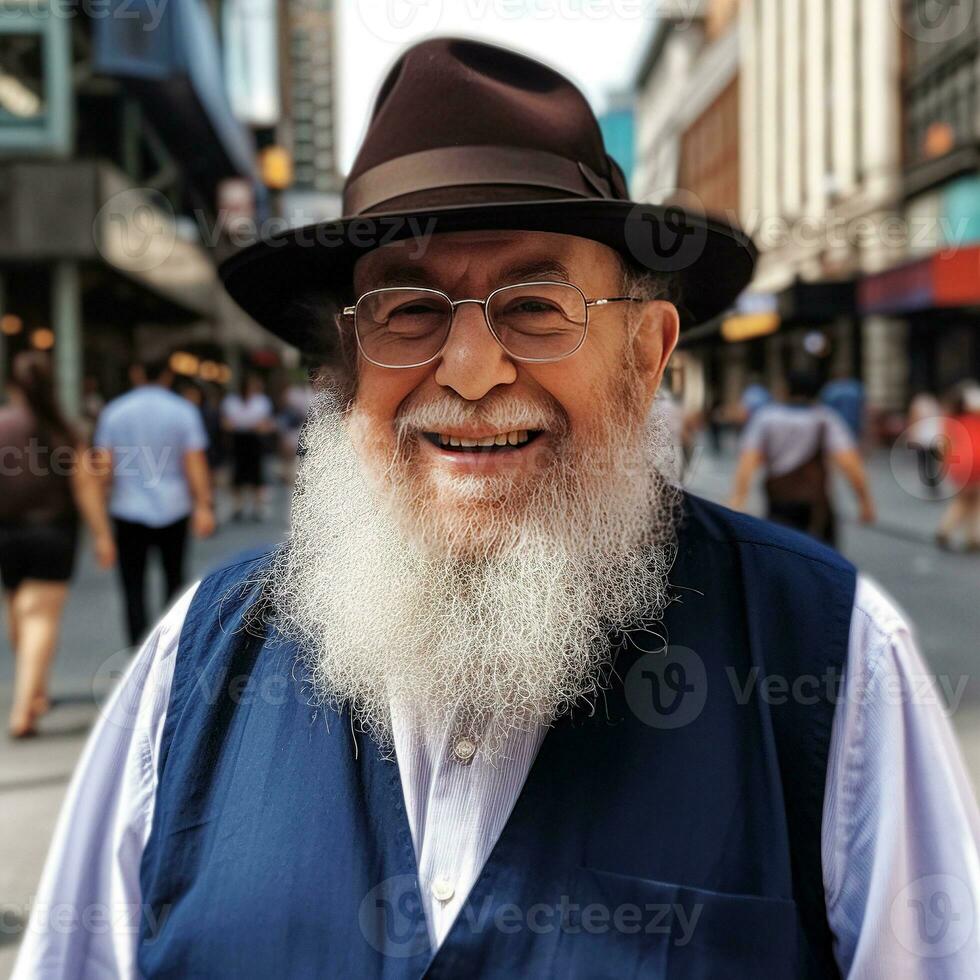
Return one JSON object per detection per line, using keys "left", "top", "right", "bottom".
{"left": 15, "top": 39, "right": 980, "bottom": 979}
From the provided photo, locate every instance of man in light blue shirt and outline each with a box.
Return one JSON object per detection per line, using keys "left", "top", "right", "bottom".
{"left": 93, "top": 357, "right": 214, "bottom": 644}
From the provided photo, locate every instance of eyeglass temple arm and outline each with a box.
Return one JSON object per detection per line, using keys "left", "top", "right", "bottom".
{"left": 586, "top": 296, "right": 645, "bottom": 307}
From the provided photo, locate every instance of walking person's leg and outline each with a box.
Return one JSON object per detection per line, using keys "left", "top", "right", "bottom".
{"left": 157, "top": 517, "right": 190, "bottom": 606}
{"left": 965, "top": 487, "right": 980, "bottom": 551}
{"left": 937, "top": 490, "right": 969, "bottom": 549}
{"left": 8, "top": 581, "right": 69, "bottom": 737}
{"left": 231, "top": 432, "right": 249, "bottom": 520}
{"left": 114, "top": 518, "right": 151, "bottom": 645}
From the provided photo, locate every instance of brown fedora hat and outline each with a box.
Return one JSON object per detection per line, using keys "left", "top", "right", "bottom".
{"left": 218, "top": 37, "right": 756, "bottom": 353}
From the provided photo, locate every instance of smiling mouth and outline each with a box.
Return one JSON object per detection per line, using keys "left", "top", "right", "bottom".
{"left": 422, "top": 429, "right": 545, "bottom": 452}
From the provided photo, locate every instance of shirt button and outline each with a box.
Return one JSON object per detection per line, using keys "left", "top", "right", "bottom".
{"left": 453, "top": 737, "right": 477, "bottom": 763}
{"left": 431, "top": 876, "right": 455, "bottom": 903}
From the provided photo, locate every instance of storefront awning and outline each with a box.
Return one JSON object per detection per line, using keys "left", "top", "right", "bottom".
{"left": 858, "top": 245, "right": 980, "bottom": 315}
{"left": 778, "top": 278, "right": 856, "bottom": 323}
{"left": 92, "top": 0, "right": 257, "bottom": 185}
{"left": 678, "top": 292, "right": 780, "bottom": 348}
{"left": 721, "top": 312, "right": 780, "bottom": 342}
{"left": 721, "top": 292, "right": 780, "bottom": 343}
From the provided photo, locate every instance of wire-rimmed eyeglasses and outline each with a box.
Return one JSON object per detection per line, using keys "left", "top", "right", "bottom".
{"left": 340, "top": 280, "right": 644, "bottom": 369}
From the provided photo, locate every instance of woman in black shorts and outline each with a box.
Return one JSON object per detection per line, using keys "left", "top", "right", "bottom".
{"left": 0, "top": 353, "right": 115, "bottom": 737}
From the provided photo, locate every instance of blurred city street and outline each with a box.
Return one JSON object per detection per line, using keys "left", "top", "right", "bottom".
{"left": 4, "top": 0, "right": 980, "bottom": 972}
{"left": 3, "top": 451, "right": 980, "bottom": 972}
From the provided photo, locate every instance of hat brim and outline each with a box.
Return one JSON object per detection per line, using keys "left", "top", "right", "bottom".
{"left": 218, "top": 198, "right": 757, "bottom": 355}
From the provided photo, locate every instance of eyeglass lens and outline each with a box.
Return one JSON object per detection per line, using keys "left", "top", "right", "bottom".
{"left": 354, "top": 283, "right": 588, "bottom": 367}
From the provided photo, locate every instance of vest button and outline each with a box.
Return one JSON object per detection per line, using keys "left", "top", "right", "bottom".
{"left": 453, "top": 737, "right": 477, "bottom": 763}
{"left": 431, "top": 876, "right": 455, "bottom": 903}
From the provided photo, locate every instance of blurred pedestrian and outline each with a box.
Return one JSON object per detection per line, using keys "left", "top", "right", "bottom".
{"left": 821, "top": 371, "right": 866, "bottom": 443}
{"left": 729, "top": 370, "right": 876, "bottom": 546}
{"left": 936, "top": 383, "right": 980, "bottom": 552}
{"left": 0, "top": 353, "right": 115, "bottom": 737}
{"left": 907, "top": 388, "right": 945, "bottom": 497}
{"left": 202, "top": 385, "right": 227, "bottom": 476}
{"left": 739, "top": 377, "right": 771, "bottom": 424}
{"left": 277, "top": 379, "right": 312, "bottom": 487}
{"left": 80, "top": 375, "right": 104, "bottom": 433}
{"left": 177, "top": 378, "right": 224, "bottom": 474}
{"left": 706, "top": 392, "right": 724, "bottom": 454}
{"left": 222, "top": 373, "right": 275, "bottom": 521}
{"left": 93, "top": 356, "right": 215, "bottom": 646}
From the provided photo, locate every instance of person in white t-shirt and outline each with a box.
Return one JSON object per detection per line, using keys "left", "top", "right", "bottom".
{"left": 221, "top": 374, "right": 276, "bottom": 521}
{"left": 729, "top": 371, "right": 876, "bottom": 546}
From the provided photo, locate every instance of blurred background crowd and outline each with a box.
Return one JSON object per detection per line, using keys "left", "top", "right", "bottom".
{"left": 2, "top": 0, "right": 980, "bottom": 967}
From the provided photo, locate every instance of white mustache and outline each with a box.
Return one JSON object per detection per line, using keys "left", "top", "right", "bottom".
{"left": 394, "top": 396, "right": 563, "bottom": 440}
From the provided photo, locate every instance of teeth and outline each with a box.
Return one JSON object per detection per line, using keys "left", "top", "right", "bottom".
{"left": 432, "top": 429, "right": 535, "bottom": 448}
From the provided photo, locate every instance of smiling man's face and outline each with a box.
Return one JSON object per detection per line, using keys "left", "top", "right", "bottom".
{"left": 347, "top": 229, "right": 679, "bottom": 546}
{"left": 273, "top": 229, "right": 683, "bottom": 751}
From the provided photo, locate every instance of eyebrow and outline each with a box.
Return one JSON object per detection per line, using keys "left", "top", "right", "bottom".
{"left": 366, "top": 258, "right": 573, "bottom": 291}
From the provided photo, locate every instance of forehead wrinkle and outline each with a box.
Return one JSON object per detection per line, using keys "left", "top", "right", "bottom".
{"left": 494, "top": 258, "right": 572, "bottom": 285}
{"left": 366, "top": 264, "right": 437, "bottom": 289}
{"left": 359, "top": 255, "right": 576, "bottom": 295}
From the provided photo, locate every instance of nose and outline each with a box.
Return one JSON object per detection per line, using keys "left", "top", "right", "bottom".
{"left": 433, "top": 301, "right": 517, "bottom": 400}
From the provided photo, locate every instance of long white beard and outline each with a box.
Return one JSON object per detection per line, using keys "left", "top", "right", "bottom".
{"left": 264, "top": 377, "right": 682, "bottom": 761}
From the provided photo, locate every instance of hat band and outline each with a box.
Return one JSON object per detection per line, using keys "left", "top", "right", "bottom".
{"left": 343, "top": 145, "right": 616, "bottom": 215}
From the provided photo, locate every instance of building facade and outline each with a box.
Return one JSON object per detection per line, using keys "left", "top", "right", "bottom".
{"left": 735, "top": 0, "right": 904, "bottom": 418}
{"left": 858, "top": 0, "right": 980, "bottom": 404}
{"left": 632, "top": 0, "right": 923, "bottom": 429}
{"left": 0, "top": 0, "right": 291, "bottom": 415}
{"left": 632, "top": 0, "right": 742, "bottom": 415}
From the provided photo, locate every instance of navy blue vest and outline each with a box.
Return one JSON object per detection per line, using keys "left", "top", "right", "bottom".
{"left": 138, "top": 495, "right": 855, "bottom": 978}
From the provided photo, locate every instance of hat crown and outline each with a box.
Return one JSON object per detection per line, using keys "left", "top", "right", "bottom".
{"left": 344, "top": 37, "right": 628, "bottom": 215}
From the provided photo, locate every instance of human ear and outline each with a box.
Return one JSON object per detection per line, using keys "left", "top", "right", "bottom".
{"left": 631, "top": 301, "right": 680, "bottom": 408}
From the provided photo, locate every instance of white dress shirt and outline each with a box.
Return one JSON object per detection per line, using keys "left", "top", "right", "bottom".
{"left": 13, "top": 577, "right": 980, "bottom": 978}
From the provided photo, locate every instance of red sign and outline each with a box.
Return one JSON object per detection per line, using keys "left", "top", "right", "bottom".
{"left": 858, "top": 245, "right": 980, "bottom": 315}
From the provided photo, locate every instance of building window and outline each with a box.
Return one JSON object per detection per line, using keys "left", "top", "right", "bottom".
{"left": 902, "top": 0, "right": 980, "bottom": 170}
{"left": 678, "top": 77, "right": 741, "bottom": 215}
{"left": 0, "top": 33, "right": 45, "bottom": 125}
{"left": 0, "top": 8, "right": 71, "bottom": 155}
